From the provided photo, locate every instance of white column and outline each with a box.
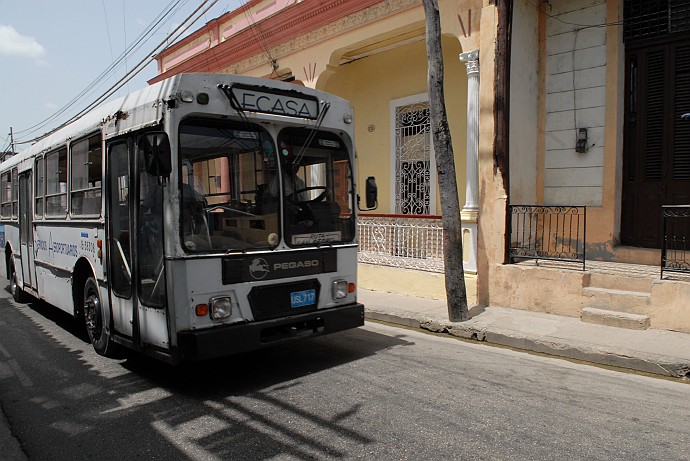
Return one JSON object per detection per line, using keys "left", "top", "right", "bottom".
{"left": 460, "top": 49, "right": 480, "bottom": 211}
{"left": 459, "top": 49, "right": 480, "bottom": 273}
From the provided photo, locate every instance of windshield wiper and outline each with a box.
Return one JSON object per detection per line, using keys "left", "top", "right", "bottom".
{"left": 293, "top": 101, "right": 331, "bottom": 166}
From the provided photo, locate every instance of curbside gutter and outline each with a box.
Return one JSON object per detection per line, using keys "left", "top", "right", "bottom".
{"left": 364, "top": 307, "right": 690, "bottom": 379}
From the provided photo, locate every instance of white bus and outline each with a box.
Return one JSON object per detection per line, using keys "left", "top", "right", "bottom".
{"left": 0, "top": 74, "right": 376, "bottom": 363}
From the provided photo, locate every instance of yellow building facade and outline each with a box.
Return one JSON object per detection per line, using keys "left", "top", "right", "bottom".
{"left": 155, "top": 0, "right": 690, "bottom": 333}
{"left": 153, "top": 0, "right": 494, "bottom": 304}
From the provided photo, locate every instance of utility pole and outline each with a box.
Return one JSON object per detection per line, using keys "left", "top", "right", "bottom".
{"left": 422, "top": 0, "right": 469, "bottom": 322}
{"left": 9, "top": 127, "right": 15, "bottom": 153}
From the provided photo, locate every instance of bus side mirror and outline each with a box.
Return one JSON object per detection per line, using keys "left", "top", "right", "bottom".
{"left": 139, "top": 133, "right": 172, "bottom": 182}
{"left": 358, "top": 176, "right": 378, "bottom": 211}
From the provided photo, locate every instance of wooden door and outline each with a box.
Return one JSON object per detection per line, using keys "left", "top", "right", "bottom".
{"left": 622, "top": 41, "right": 690, "bottom": 248}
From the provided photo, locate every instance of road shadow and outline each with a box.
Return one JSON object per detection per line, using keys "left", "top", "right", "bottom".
{"left": 123, "top": 326, "right": 410, "bottom": 395}
{"left": 5, "top": 283, "right": 409, "bottom": 377}
{"left": 1, "top": 282, "right": 413, "bottom": 460}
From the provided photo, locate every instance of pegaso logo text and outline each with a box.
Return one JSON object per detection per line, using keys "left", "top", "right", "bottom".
{"left": 248, "top": 258, "right": 270, "bottom": 280}
{"left": 273, "top": 260, "right": 319, "bottom": 270}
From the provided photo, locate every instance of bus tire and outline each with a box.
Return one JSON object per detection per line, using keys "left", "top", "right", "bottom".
{"left": 83, "top": 276, "right": 117, "bottom": 357}
{"left": 10, "top": 263, "right": 26, "bottom": 303}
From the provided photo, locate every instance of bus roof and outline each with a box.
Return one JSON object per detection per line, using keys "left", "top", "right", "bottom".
{"left": 3, "top": 74, "right": 350, "bottom": 170}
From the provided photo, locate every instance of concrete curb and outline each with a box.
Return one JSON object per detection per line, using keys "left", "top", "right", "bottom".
{"left": 365, "top": 308, "right": 690, "bottom": 379}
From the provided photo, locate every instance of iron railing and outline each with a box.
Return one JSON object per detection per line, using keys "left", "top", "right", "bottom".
{"left": 661, "top": 205, "right": 690, "bottom": 277}
{"left": 357, "top": 214, "right": 444, "bottom": 273}
{"left": 507, "top": 205, "right": 586, "bottom": 270}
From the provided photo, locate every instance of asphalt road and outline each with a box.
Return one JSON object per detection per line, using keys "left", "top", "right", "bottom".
{"left": 1, "top": 290, "right": 689, "bottom": 460}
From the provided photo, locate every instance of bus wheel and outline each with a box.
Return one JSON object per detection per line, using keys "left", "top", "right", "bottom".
{"left": 83, "top": 277, "right": 116, "bottom": 357}
{"left": 10, "top": 264, "right": 26, "bottom": 303}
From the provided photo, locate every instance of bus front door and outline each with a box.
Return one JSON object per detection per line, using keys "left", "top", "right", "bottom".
{"left": 107, "top": 139, "right": 170, "bottom": 352}
{"left": 107, "top": 142, "right": 135, "bottom": 339}
{"left": 18, "top": 172, "right": 35, "bottom": 291}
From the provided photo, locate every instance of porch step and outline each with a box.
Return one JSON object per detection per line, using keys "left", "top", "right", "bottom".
{"left": 581, "top": 286, "right": 650, "bottom": 313}
{"left": 580, "top": 307, "right": 651, "bottom": 330}
{"left": 585, "top": 271, "right": 654, "bottom": 293}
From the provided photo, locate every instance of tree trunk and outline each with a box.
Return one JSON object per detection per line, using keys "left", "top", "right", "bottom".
{"left": 422, "top": 0, "right": 469, "bottom": 321}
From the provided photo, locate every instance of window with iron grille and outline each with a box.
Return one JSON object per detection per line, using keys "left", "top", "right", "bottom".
{"left": 625, "top": 0, "right": 690, "bottom": 43}
{"left": 392, "top": 98, "right": 434, "bottom": 215}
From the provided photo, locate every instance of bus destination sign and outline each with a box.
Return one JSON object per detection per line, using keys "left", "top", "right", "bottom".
{"left": 229, "top": 85, "right": 319, "bottom": 119}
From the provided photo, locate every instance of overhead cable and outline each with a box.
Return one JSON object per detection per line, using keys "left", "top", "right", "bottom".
{"left": 14, "top": 0, "right": 193, "bottom": 141}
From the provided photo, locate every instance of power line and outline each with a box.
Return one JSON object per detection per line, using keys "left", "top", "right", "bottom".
{"left": 201, "top": 1, "right": 228, "bottom": 73}
{"left": 14, "top": 0, "right": 189, "bottom": 139}
{"left": 122, "top": 0, "right": 128, "bottom": 93}
{"left": 13, "top": 0, "right": 194, "bottom": 141}
{"left": 0, "top": 134, "right": 10, "bottom": 153}
{"left": 23, "top": 0, "right": 221, "bottom": 143}
{"left": 102, "top": 0, "right": 115, "bottom": 63}
{"left": 238, "top": 0, "right": 279, "bottom": 77}
{"left": 71, "top": 0, "right": 220, "bottom": 121}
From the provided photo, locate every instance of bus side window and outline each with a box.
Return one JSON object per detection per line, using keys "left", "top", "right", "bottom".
{"left": 11, "top": 168, "right": 17, "bottom": 219}
{"left": 46, "top": 147, "right": 67, "bottom": 217}
{"left": 0, "top": 170, "right": 11, "bottom": 218}
{"left": 35, "top": 156, "right": 44, "bottom": 218}
{"left": 70, "top": 134, "right": 102, "bottom": 216}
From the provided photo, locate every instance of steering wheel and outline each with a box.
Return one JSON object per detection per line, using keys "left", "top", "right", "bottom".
{"left": 289, "top": 186, "right": 329, "bottom": 203}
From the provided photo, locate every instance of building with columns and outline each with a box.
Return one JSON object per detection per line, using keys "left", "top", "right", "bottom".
{"left": 153, "top": 0, "right": 690, "bottom": 333}
{"left": 152, "top": 0, "right": 491, "bottom": 303}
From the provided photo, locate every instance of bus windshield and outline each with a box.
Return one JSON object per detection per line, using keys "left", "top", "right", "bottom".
{"left": 178, "top": 121, "right": 355, "bottom": 252}
{"left": 179, "top": 120, "right": 279, "bottom": 252}
{"left": 276, "top": 128, "right": 355, "bottom": 247}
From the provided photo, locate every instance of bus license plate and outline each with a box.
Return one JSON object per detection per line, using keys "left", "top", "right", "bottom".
{"left": 290, "top": 289, "right": 316, "bottom": 308}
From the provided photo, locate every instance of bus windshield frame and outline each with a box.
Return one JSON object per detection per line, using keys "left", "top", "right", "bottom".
{"left": 177, "top": 119, "right": 355, "bottom": 253}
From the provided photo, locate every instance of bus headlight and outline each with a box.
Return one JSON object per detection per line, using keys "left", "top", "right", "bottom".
{"left": 332, "top": 280, "right": 348, "bottom": 300}
{"left": 210, "top": 296, "right": 233, "bottom": 320}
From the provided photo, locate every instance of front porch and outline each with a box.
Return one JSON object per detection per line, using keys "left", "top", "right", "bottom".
{"left": 356, "top": 214, "right": 477, "bottom": 303}
{"left": 498, "top": 203, "right": 690, "bottom": 333}
{"left": 490, "top": 258, "right": 690, "bottom": 334}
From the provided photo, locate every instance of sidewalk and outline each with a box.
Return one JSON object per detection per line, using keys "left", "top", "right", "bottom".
{"left": 359, "top": 289, "right": 690, "bottom": 379}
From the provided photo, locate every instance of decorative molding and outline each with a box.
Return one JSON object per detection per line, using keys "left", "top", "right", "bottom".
{"left": 458, "top": 10, "right": 472, "bottom": 38}
{"left": 303, "top": 62, "right": 318, "bottom": 83}
{"left": 151, "top": 0, "right": 421, "bottom": 83}
{"left": 233, "top": 0, "right": 419, "bottom": 75}
{"left": 459, "top": 49, "right": 479, "bottom": 75}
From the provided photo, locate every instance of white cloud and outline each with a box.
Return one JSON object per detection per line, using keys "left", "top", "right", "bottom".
{"left": 0, "top": 25, "right": 45, "bottom": 59}
{"left": 45, "top": 102, "right": 58, "bottom": 110}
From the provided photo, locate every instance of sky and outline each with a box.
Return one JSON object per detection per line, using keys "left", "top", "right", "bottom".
{"left": 0, "top": 0, "right": 243, "bottom": 151}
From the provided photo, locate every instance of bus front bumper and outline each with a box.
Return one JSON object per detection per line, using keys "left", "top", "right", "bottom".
{"left": 176, "top": 303, "right": 364, "bottom": 362}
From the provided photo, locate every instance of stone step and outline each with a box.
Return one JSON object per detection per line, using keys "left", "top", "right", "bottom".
{"left": 581, "top": 286, "right": 650, "bottom": 314}
{"left": 585, "top": 271, "right": 654, "bottom": 293}
{"left": 580, "top": 307, "right": 651, "bottom": 330}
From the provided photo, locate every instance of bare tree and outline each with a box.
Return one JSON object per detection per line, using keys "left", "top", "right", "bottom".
{"left": 422, "top": 0, "right": 469, "bottom": 321}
